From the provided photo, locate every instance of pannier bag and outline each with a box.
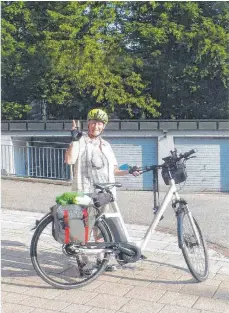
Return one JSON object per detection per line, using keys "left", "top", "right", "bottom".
{"left": 51, "top": 192, "right": 96, "bottom": 244}
{"left": 161, "top": 161, "right": 187, "bottom": 185}
{"left": 52, "top": 204, "right": 96, "bottom": 244}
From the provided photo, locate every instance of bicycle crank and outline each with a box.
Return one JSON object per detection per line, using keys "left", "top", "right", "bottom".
{"left": 115, "top": 242, "right": 142, "bottom": 264}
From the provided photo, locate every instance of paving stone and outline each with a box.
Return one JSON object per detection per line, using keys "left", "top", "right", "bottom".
{"left": 119, "top": 268, "right": 159, "bottom": 282}
{"left": 218, "top": 267, "right": 229, "bottom": 276}
{"left": 19, "top": 296, "right": 57, "bottom": 309}
{"left": 2, "top": 292, "right": 31, "bottom": 304}
{"left": 193, "top": 297, "right": 229, "bottom": 312}
{"left": 158, "top": 290, "right": 198, "bottom": 307}
{"left": 23, "top": 297, "right": 70, "bottom": 311}
{"left": 163, "top": 244, "right": 181, "bottom": 253}
{"left": 145, "top": 240, "right": 170, "bottom": 251}
{"left": 197, "top": 279, "right": 222, "bottom": 288}
{"left": 86, "top": 308, "right": 116, "bottom": 313}
{"left": 53, "top": 289, "right": 97, "bottom": 304}
{"left": 124, "top": 286, "right": 166, "bottom": 301}
{"left": 11, "top": 275, "right": 48, "bottom": 287}
{"left": 200, "top": 311, "right": 223, "bottom": 313}
{"left": 154, "top": 265, "right": 179, "bottom": 275}
{"left": 218, "top": 281, "right": 229, "bottom": 290}
{"left": 119, "top": 298, "right": 164, "bottom": 313}
{"left": 210, "top": 263, "right": 224, "bottom": 274}
{"left": 149, "top": 280, "right": 185, "bottom": 292}
{"left": 156, "top": 272, "right": 184, "bottom": 281}
{"left": 32, "top": 309, "right": 61, "bottom": 313}
{"left": 158, "top": 305, "right": 201, "bottom": 313}
{"left": 94, "top": 281, "right": 134, "bottom": 296}
{"left": 214, "top": 289, "right": 229, "bottom": 301}
{"left": 86, "top": 294, "right": 130, "bottom": 311}
{"left": 213, "top": 282, "right": 229, "bottom": 301}
{"left": 2, "top": 303, "right": 35, "bottom": 313}
{"left": 81, "top": 279, "right": 104, "bottom": 291}
{"left": 119, "top": 277, "right": 151, "bottom": 287}
{"left": 181, "top": 283, "right": 218, "bottom": 297}
{"left": 178, "top": 272, "right": 216, "bottom": 282}
{"left": 60, "top": 303, "right": 92, "bottom": 313}
{"left": 24, "top": 286, "right": 63, "bottom": 299}
{"left": 1, "top": 281, "right": 31, "bottom": 293}
{"left": 1, "top": 291, "right": 9, "bottom": 302}
{"left": 216, "top": 261, "right": 229, "bottom": 267}
{"left": 97, "top": 273, "right": 122, "bottom": 283}
{"left": 144, "top": 252, "right": 170, "bottom": 262}
{"left": 214, "top": 274, "right": 229, "bottom": 282}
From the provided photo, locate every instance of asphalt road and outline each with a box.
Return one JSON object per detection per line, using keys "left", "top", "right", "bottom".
{"left": 2, "top": 178, "right": 229, "bottom": 250}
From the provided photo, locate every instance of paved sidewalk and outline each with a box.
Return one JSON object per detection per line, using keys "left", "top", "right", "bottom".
{"left": 1, "top": 208, "right": 229, "bottom": 313}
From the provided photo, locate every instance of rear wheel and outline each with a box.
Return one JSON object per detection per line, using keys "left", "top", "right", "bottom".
{"left": 178, "top": 210, "right": 209, "bottom": 282}
{"left": 30, "top": 214, "right": 112, "bottom": 289}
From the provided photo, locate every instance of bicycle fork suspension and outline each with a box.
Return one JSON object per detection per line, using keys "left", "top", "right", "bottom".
{"left": 186, "top": 209, "right": 201, "bottom": 246}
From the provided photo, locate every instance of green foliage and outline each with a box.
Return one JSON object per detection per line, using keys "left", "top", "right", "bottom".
{"left": 1, "top": 1, "right": 229, "bottom": 120}
{"left": 56, "top": 192, "right": 84, "bottom": 205}
{"left": 1, "top": 102, "right": 31, "bottom": 120}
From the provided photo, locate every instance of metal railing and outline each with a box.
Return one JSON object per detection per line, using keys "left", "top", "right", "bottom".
{"left": 1, "top": 143, "right": 71, "bottom": 180}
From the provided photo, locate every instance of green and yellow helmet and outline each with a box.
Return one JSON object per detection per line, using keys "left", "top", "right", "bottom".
{"left": 87, "top": 108, "right": 108, "bottom": 125}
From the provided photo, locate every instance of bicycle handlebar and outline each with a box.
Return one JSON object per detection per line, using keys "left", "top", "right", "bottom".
{"left": 137, "top": 148, "right": 197, "bottom": 173}
{"left": 179, "top": 148, "right": 197, "bottom": 160}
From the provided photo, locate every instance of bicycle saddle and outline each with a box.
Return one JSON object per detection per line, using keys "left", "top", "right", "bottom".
{"left": 94, "top": 182, "right": 122, "bottom": 190}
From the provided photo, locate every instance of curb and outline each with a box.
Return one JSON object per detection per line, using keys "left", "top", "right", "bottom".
{"left": 2, "top": 176, "right": 229, "bottom": 195}
{"left": 1, "top": 175, "right": 72, "bottom": 186}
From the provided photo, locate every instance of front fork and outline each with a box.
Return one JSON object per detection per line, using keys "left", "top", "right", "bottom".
{"left": 174, "top": 200, "right": 201, "bottom": 248}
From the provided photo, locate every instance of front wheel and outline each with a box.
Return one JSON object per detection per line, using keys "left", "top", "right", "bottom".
{"left": 30, "top": 214, "right": 112, "bottom": 289}
{"left": 177, "top": 210, "right": 209, "bottom": 282}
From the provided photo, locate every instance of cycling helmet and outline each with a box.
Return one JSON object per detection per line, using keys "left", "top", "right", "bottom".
{"left": 87, "top": 108, "right": 108, "bottom": 124}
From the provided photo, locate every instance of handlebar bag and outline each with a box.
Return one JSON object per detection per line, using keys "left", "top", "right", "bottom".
{"left": 162, "top": 161, "right": 187, "bottom": 185}
{"left": 51, "top": 204, "right": 96, "bottom": 244}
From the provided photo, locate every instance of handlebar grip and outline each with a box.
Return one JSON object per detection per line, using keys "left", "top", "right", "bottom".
{"left": 183, "top": 149, "right": 197, "bottom": 158}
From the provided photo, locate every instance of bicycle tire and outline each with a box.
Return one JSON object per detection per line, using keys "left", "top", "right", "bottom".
{"left": 30, "top": 213, "right": 112, "bottom": 289}
{"left": 177, "top": 210, "right": 209, "bottom": 282}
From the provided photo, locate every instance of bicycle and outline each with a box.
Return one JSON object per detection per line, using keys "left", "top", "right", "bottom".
{"left": 30, "top": 148, "right": 209, "bottom": 289}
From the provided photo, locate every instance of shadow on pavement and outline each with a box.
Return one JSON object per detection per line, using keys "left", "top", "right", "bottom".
{"left": 1, "top": 239, "right": 195, "bottom": 290}
{"left": 1, "top": 240, "right": 37, "bottom": 279}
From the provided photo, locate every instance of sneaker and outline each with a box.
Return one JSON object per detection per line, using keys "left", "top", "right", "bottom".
{"left": 105, "top": 264, "right": 117, "bottom": 272}
{"left": 82, "top": 266, "right": 97, "bottom": 276}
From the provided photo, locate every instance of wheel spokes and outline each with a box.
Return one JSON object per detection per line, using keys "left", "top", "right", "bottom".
{"left": 183, "top": 215, "right": 207, "bottom": 277}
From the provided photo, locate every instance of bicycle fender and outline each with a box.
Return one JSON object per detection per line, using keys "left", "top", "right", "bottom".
{"left": 31, "top": 212, "right": 52, "bottom": 231}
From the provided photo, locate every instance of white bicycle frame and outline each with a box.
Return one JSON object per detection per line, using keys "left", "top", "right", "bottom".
{"left": 103, "top": 177, "right": 200, "bottom": 252}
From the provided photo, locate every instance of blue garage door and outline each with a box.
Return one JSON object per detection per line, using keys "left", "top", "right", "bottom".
{"left": 174, "top": 137, "right": 229, "bottom": 192}
{"left": 106, "top": 137, "right": 158, "bottom": 190}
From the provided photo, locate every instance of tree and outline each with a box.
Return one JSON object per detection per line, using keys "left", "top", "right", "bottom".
{"left": 2, "top": 1, "right": 229, "bottom": 120}
{"left": 120, "top": 1, "right": 229, "bottom": 118}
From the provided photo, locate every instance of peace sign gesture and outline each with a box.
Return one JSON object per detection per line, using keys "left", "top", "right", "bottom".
{"left": 70, "top": 120, "right": 82, "bottom": 141}
{"left": 72, "top": 120, "right": 77, "bottom": 130}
